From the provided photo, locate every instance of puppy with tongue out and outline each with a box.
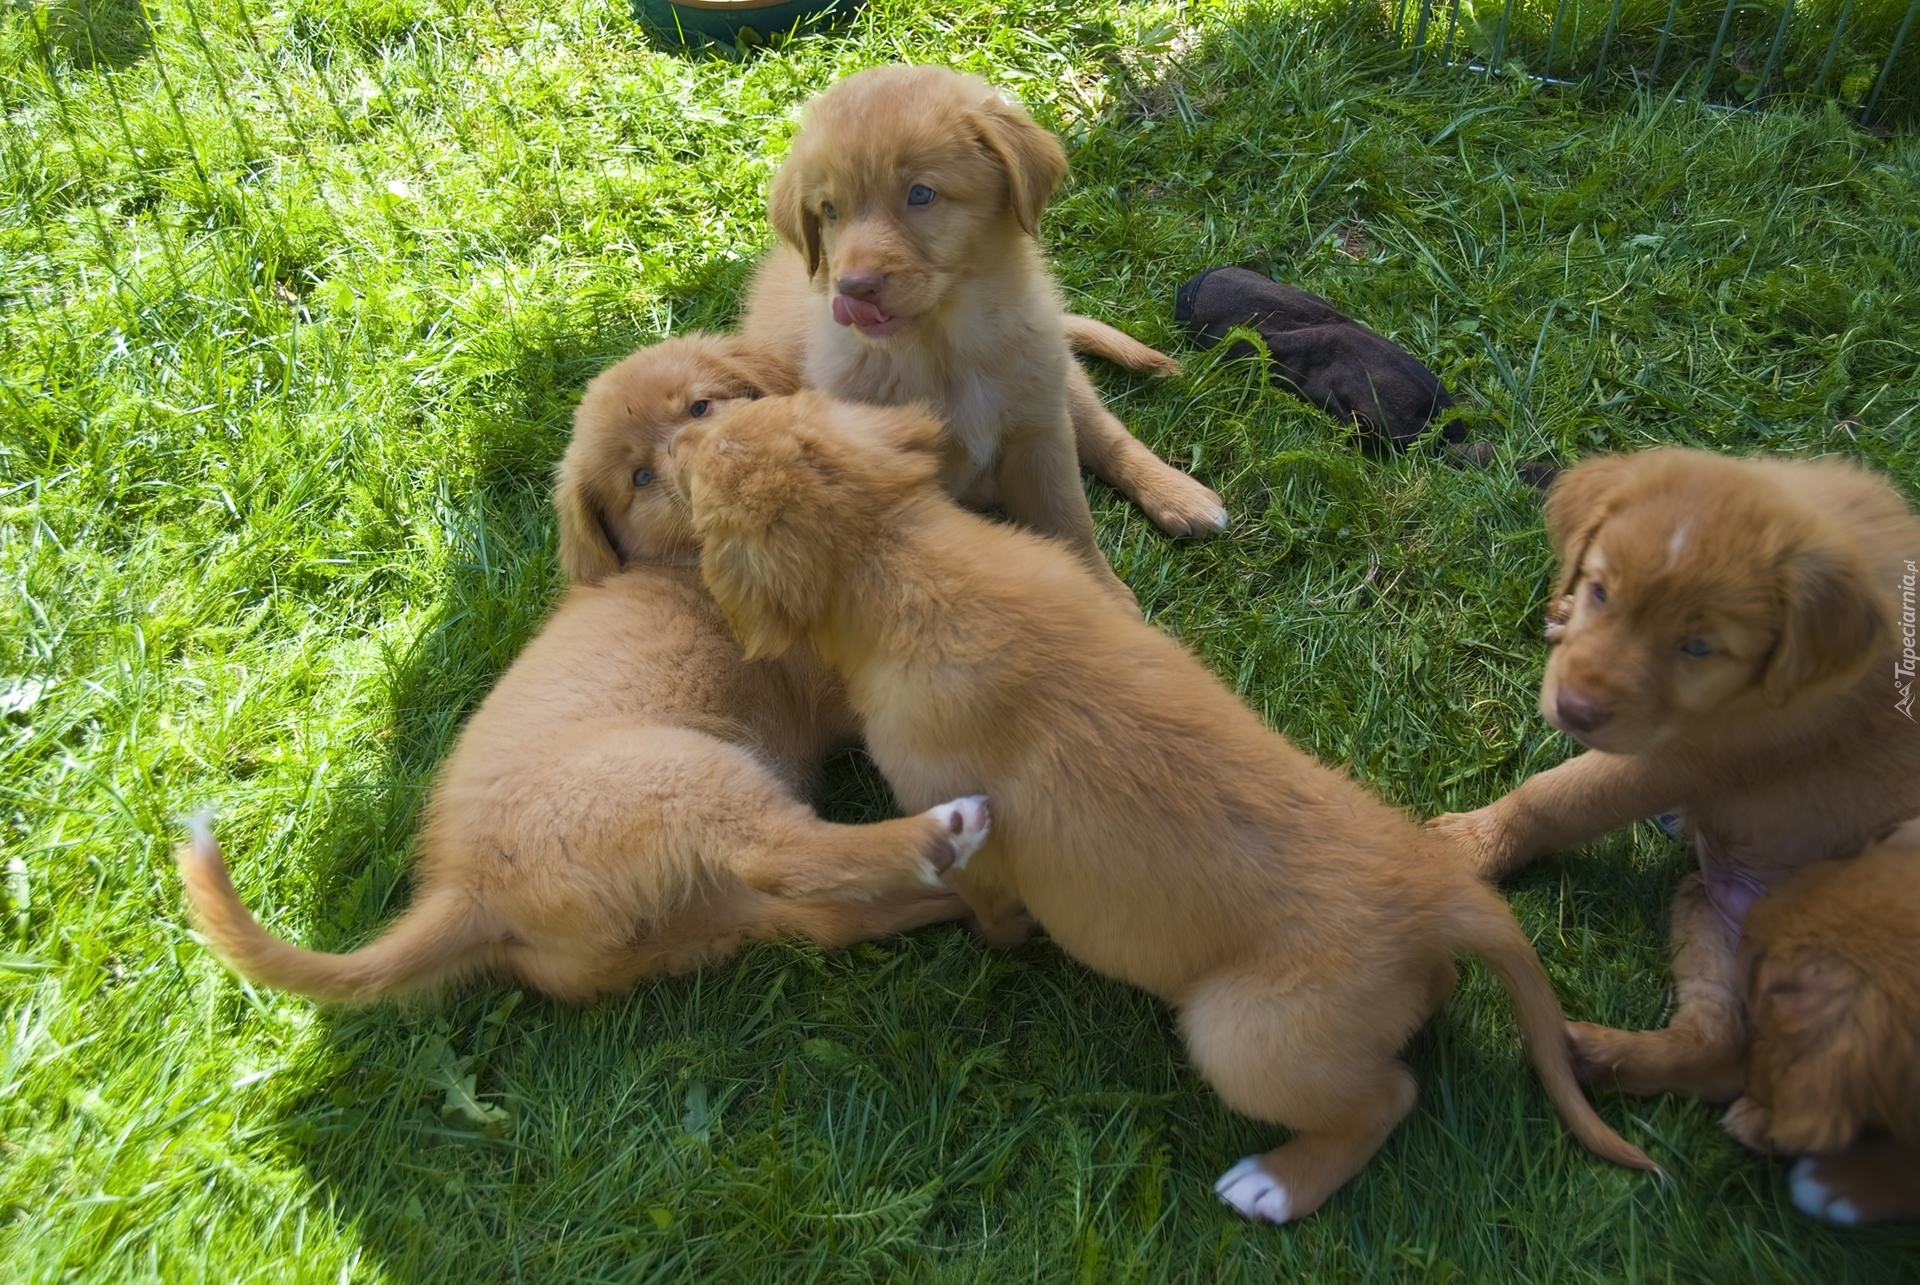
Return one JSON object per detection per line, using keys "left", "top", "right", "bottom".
{"left": 741, "top": 65, "right": 1229, "bottom": 602}
{"left": 830, "top": 290, "right": 907, "bottom": 339}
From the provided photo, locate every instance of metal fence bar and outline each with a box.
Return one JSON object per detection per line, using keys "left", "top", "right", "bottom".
{"left": 1861, "top": 0, "right": 1919, "bottom": 124}
{"left": 1545, "top": 0, "right": 1572, "bottom": 78}
{"left": 1439, "top": 0, "right": 1464, "bottom": 68}
{"left": 1593, "top": 0, "right": 1628, "bottom": 81}
{"left": 1700, "top": 0, "right": 1741, "bottom": 96}
{"left": 1757, "top": 0, "right": 1796, "bottom": 100}
{"left": 1411, "top": 0, "right": 1437, "bottom": 69}
{"left": 1492, "top": 0, "right": 1517, "bottom": 67}
{"left": 1650, "top": 0, "right": 1683, "bottom": 82}
{"left": 1811, "top": 0, "right": 1857, "bottom": 96}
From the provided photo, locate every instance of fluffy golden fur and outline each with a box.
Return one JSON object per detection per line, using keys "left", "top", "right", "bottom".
{"left": 1431, "top": 447, "right": 1920, "bottom": 1101}
{"left": 740, "top": 63, "right": 1226, "bottom": 606}
{"left": 668, "top": 389, "right": 1654, "bottom": 1223}
{"left": 1723, "top": 831, "right": 1920, "bottom": 1225}
{"left": 175, "top": 337, "right": 986, "bottom": 1004}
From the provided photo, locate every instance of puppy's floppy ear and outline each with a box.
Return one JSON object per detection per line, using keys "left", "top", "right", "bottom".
{"left": 768, "top": 158, "right": 823, "bottom": 280}
{"left": 717, "top": 339, "right": 803, "bottom": 398}
{"left": 969, "top": 95, "right": 1066, "bottom": 237}
{"left": 1543, "top": 453, "right": 1637, "bottom": 598}
{"left": 682, "top": 408, "right": 835, "bottom": 660}
{"left": 1762, "top": 539, "right": 1886, "bottom": 704}
{"left": 1748, "top": 946, "right": 1877, "bottom": 1155}
{"left": 554, "top": 454, "right": 622, "bottom": 584}
{"left": 1756, "top": 948, "right": 1858, "bottom": 1038}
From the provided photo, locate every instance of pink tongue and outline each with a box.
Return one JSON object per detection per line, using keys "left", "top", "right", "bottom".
{"left": 832, "top": 294, "right": 891, "bottom": 328}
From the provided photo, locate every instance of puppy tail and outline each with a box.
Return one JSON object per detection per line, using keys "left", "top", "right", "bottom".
{"left": 1063, "top": 315, "right": 1181, "bottom": 377}
{"left": 174, "top": 812, "right": 489, "bottom": 1004}
{"left": 1447, "top": 882, "right": 1662, "bottom": 1175}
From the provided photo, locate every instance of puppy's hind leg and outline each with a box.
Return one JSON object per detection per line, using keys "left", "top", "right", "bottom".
{"left": 1569, "top": 873, "right": 1747, "bottom": 1101}
{"left": 1186, "top": 971, "right": 1421, "bottom": 1223}
{"left": 1068, "top": 365, "right": 1227, "bottom": 537}
{"left": 465, "top": 732, "right": 982, "bottom": 998}
{"left": 770, "top": 887, "right": 972, "bottom": 951}
{"left": 1062, "top": 314, "right": 1181, "bottom": 376}
{"left": 728, "top": 794, "right": 992, "bottom": 900}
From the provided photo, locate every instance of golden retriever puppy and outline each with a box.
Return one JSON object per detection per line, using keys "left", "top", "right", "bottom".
{"left": 175, "top": 337, "right": 985, "bottom": 1004}
{"left": 1430, "top": 447, "right": 1920, "bottom": 1101}
{"left": 1722, "top": 831, "right": 1920, "bottom": 1225}
{"left": 740, "top": 64, "right": 1227, "bottom": 604}
{"left": 667, "top": 390, "right": 1654, "bottom": 1223}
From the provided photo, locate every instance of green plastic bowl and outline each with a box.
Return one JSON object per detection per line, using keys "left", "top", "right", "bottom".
{"left": 633, "top": 0, "right": 862, "bottom": 52}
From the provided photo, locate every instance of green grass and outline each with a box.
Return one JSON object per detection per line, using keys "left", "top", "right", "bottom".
{"left": 1381, "top": 0, "right": 1919, "bottom": 126}
{"left": 3, "top": 0, "right": 1919, "bottom": 1279}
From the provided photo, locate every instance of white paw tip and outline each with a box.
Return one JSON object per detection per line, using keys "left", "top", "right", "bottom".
{"left": 180, "top": 809, "right": 218, "bottom": 854}
{"left": 1214, "top": 1155, "right": 1293, "bottom": 1223}
{"left": 1789, "top": 1157, "right": 1858, "bottom": 1224}
{"left": 930, "top": 795, "right": 991, "bottom": 871}
{"left": 1208, "top": 508, "right": 1228, "bottom": 531}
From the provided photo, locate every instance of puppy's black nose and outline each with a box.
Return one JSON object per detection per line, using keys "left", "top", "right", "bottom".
{"left": 836, "top": 271, "right": 886, "bottom": 302}
{"left": 1555, "top": 687, "right": 1612, "bottom": 733}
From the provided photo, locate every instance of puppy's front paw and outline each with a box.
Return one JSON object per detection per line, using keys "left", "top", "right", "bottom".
{"left": 1791, "top": 1156, "right": 1865, "bottom": 1225}
{"left": 1543, "top": 595, "right": 1573, "bottom": 643}
{"left": 1783, "top": 1139, "right": 1920, "bottom": 1226}
{"left": 1215, "top": 1156, "right": 1293, "bottom": 1224}
{"left": 1140, "top": 474, "right": 1228, "bottom": 538}
{"left": 923, "top": 795, "right": 990, "bottom": 882}
{"left": 1425, "top": 808, "right": 1518, "bottom": 880}
{"left": 1721, "top": 1096, "right": 1773, "bottom": 1152}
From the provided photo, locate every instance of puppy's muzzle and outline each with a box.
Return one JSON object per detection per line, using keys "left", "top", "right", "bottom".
{"left": 1554, "top": 687, "right": 1612, "bottom": 734}
{"left": 836, "top": 271, "right": 886, "bottom": 302}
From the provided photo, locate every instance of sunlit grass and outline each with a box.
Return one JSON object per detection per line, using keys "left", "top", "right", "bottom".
{"left": 1, "top": 0, "right": 1917, "bottom": 1278}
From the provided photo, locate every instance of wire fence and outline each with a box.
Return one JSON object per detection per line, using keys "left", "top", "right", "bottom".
{"left": 1383, "top": 0, "right": 1917, "bottom": 127}
{"left": 0, "top": 0, "right": 1911, "bottom": 330}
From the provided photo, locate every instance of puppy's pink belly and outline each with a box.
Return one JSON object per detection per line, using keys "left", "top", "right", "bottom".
{"left": 1693, "top": 829, "right": 1791, "bottom": 937}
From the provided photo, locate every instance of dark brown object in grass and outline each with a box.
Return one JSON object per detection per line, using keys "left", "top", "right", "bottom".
{"left": 1174, "top": 266, "right": 1455, "bottom": 445}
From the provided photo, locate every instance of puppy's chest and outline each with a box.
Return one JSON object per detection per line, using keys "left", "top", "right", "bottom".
{"left": 814, "top": 347, "right": 1011, "bottom": 496}
{"left": 938, "top": 373, "right": 1009, "bottom": 496}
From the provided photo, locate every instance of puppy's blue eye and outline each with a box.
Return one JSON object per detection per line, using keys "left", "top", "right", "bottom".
{"left": 633, "top": 468, "right": 654, "bottom": 488}
{"left": 821, "top": 202, "right": 837, "bottom": 220}
{"left": 1590, "top": 582, "right": 1607, "bottom": 605}
{"left": 689, "top": 400, "right": 710, "bottom": 418}
{"left": 907, "top": 185, "right": 935, "bottom": 206}
{"left": 1680, "top": 637, "right": 1712, "bottom": 657}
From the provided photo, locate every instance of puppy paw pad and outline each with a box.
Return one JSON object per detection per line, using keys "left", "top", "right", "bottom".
{"left": 1790, "top": 1158, "right": 1860, "bottom": 1225}
{"left": 1214, "top": 1156, "right": 1293, "bottom": 1224}
{"left": 927, "top": 796, "right": 991, "bottom": 874}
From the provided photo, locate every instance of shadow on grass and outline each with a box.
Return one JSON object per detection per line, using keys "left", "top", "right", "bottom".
{"left": 27, "top": 0, "right": 152, "bottom": 72}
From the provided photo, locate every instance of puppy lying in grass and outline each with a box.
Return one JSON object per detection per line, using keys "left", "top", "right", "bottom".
{"left": 1723, "top": 829, "right": 1920, "bottom": 1225}
{"left": 1432, "top": 447, "right": 1920, "bottom": 1101}
{"left": 742, "top": 63, "right": 1226, "bottom": 607}
{"left": 176, "top": 337, "right": 986, "bottom": 1004}
{"left": 668, "top": 389, "right": 1654, "bottom": 1223}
